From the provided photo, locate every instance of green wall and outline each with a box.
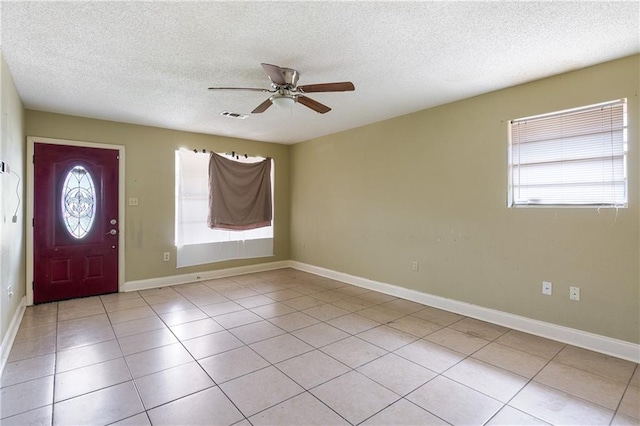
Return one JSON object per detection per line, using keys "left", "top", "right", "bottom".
{"left": 290, "top": 55, "right": 640, "bottom": 344}
{"left": 25, "top": 112, "right": 291, "bottom": 283}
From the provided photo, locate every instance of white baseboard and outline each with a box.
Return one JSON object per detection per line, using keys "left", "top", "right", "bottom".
{"left": 123, "top": 260, "right": 291, "bottom": 292}
{"left": 289, "top": 261, "right": 640, "bottom": 364}
{"left": 0, "top": 296, "right": 26, "bottom": 377}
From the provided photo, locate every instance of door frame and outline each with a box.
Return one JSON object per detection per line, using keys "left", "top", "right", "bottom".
{"left": 26, "top": 136, "right": 126, "bottom": 306}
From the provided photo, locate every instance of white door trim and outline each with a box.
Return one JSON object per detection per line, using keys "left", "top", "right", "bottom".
{"left": 26, "top": 136, "right": 126, "bottom": 305}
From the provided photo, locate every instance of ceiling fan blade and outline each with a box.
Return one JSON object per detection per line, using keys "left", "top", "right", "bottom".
{"left": 298, "top": 82, "right": 355, "bottom": 93}
{"left": 208, "top": 87, "right": 270, "bottom": 92}
{"left": 297, "top": 96, "right": 331, "bottom": 114}
{"left": 261, "top": 63, "right": 287, "bottom": 86}
{"left": 252, "top": 98, "right": 273, "bottom": 114}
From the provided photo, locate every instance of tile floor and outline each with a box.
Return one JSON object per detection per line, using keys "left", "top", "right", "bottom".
{"left": 1, "top": 268, "right": 638, "bottom": 425}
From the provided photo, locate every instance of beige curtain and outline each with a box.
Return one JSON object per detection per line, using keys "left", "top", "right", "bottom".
{"left": 207, "top": 153, "right": 272, "bottom": 230}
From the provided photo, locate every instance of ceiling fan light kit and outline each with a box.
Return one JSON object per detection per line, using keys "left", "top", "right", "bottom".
{"left": 208, "top": 63, "right": 355, "bottom": 115}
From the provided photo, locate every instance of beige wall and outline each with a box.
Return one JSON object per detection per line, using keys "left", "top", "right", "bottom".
{"left": 291, "top": 55, "right": 640, "bottom": 344}
{"left": 0, "top": 52, "right": 26, "bottom": 343}
{"left": 25, "top": 112, "right": 291, "bottom": 283}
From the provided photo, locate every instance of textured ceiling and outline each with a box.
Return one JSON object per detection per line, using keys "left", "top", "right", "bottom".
{"left": 1, "top": 1, "right": 638, "bottom": 144}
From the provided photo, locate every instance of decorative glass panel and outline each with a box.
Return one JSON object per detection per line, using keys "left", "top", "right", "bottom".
{"left": 61, "top": 165, "right": 97, "bottom": 239}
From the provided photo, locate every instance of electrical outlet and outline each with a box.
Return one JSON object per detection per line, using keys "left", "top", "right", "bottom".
{"left": 128, "top": 197, "right": 139, "bottom": 206}
{"left": 163, "top": 252, "right": 170, "bottom": 262}
{"left": 542, "top": 281, "right": 552, "bottom": 295}
{"left": 569, "top": 286, "right": 580, "bottom": 301}
{"left": 411, "top": 261, "right": 419, "bottom": 272}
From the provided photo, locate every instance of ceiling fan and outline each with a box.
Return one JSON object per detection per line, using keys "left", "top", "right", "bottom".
{"left": 208, "top": 63, "right": 355, "bottom": 114}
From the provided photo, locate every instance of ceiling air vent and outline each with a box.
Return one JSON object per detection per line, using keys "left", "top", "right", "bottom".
{"left": 220, "top": 111, "right": 248, "bottom": 119}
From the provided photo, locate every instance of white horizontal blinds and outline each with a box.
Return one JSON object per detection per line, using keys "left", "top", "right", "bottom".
{"left": 510, "top": 100, "right": 627, "bottom": 206}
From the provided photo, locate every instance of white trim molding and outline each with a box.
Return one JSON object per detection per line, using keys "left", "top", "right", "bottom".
{"left": 0, "top": 296, "right": 26, "bottom": 376}
{"left": 289, "top": 261, "right": 640, "bottom": 363}
{"left": 123, "top": 261, "right": 291, "bottom": 292}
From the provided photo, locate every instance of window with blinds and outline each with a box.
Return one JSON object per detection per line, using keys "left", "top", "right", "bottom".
{"left": 508, "top": 99, "right": 627, "bottom": 207}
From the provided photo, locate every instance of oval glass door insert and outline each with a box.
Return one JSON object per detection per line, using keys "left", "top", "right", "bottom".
{"left": 61, "top": 165, "right": 97, "bottom": 239}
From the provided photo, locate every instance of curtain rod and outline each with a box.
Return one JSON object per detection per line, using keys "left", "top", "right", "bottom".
{"left": 190, "top": 149, "right": 250, "bottom": 160}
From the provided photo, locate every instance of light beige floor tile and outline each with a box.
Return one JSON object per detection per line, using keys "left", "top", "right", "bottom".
{"left": 57, "top": 313, "right": 111, "bottom": 335}
{"left": 554, "top": 345, "right": 637, "bottom": 384}
{"left": 169, "top": 318, "right": 223, "bottom": 340}
{"left": 407, "top": 375, "right": 502, "bottom": 426}
{"left": 229, "top": 320, "right": 285, "bottom": 344}
{"left": 361, "top": 398, "right": 448, "bottom": 425}
{"left": 1, "top": 353, "right": 55, "bottom": 387}
{"left": 250, "top": 391, "right": 349, "bottom": 425}
{"left": 444, "top": 358, "right": 528, "bottom": 402}
{"left": 311, "top": 291, "right": 345, "bottom": 303}
{"left": 357, "top": 353, "right": 437, "bottom": 396}
{"left": 200, "top": 300, "right": 244, "bottom": 317}
{"left": 52, "top": 381, "right": 144, "bottom": 426}
{"left": 292, "top": 323, "right": 350, "bottom": 348}
{"left": 276, "top": 350, "right": 350, "bottom": 389}
{"left": 321, "top": 336, "right": 388, "bottom": 368}
{"left": 125, "top": 343, "right": 194, "bottom": 378}
{"left": 264, "top": 289, "right": 304, "bottom": 302}
{"left": 450, "top": 318, "right": 509, "bottom": 340}
{"left": 486, "top": 406, "right": 550, "bottom": 425}
{"left": 250, "top": 334, "right": 314, "bottom": 364}
{"left": 221, "top": 366, "right": 304, "bottom": 417}
{"left": 0, "top": 405, "right": 52, "bottom": 426}
{"left": 18, "top": 312, "right": 57, "bottom": 329}
{"left": 54, "top": 358, "right": 131, "bottom": 402}
{"left": 56, "top": 339, "right": 123, "bottom": 373}
{"left": 110, "top": 412, "right": 152, "bottom": 426}
{"left": 380, "top": 299, "right": 426, "bottom": 314}
{"left": 630, "top": 367, "right": 640, "bottom": 388}
{"left": 7, "top": 336, "right": 56, "bottom": 362}
{"left": 385, "top": 315, "right": 443, "bottom": 337}
{"left": 394, "top": 339, "right": 464, "bottom": 373}
{"left": 200, "top": 346, "right": 270, "bottom": 384}
{"left": 213, "top": 310, "right": 263, "bottom": 329}
{"left": 472, "top": 342, "right": 548, "bottom": 378}
{"left": 219, "top": 288, "right": 260, "bottom": 300}
{"left": 336, "top": 285, "right": 371, "bottom": 296}
{"left": 150, "top": 299, "right": 197, "bottom": 315}
{"left": 56, "top": 326, "right": 116, "bottom": 351}
{"left": 0, "top": 375, "right": 54, "bottom": 419}
{"left": 283, "top": 295, "right": 325, "bottom": 310}
{"left": 611, "top": 412, "right": 640, "bottom": 426}
{"left": 23, "top": 303, "right": 58, "bottom": 316}
{"left": 235, "top": 295, "right": 276, "bottom": 309}
{"left": 118, "top": 328, "right": 177, "bottom": 356}
{"left": 15, "top": 323, "right": 57, "bottom": 343}
{"left": 495, "top": 330, "right": 564, "bottom": 359}
{"left": 269, "top": 312, "right": 320, "bottom": 332}
{"left": 108, "top": 306, "right": 157, "bottom": 324}
{"left": 58, "top": 296, "right": 102, "bottom": 310}
{"left": 332, "top": 297, "right": 372, "bottom": 312}
{"left": 356, "top": 292, "right": 396, "bottom": 305}
{"left": 135, "top": 362, "right": 214, "bottom": 409}
{"left": 425, "top": 327, "right": 490, "bottom": 355}
{"left": 311, "top": 371, "right": 399, "bottom": 425}
{"left": 357, "top": 307, "right": 405, "bottom": 323}
{"left": 159, "top": 307, "right": 207, "bottom": 326}
{"left": 102, "top": 297, "right": 148, "bottom": 313}
{"left": 147, "top": 386, "right": 243, "bottom": 426}
{"left": 57, "top": 305, "right": 106, "bottom": 322}
{"left": 534, "top": 361, "right": 627, "bottom": 409}
{"left": 112, "top": 315, "right": 167, "bottom": 338}
{"left": 303, "top": 304, "right": 351, "bottom": 321}
{"left": 357, "top": 325, "right": 417, "bottom": 351}
{"left": 250, "top": 302, "right": 297, "bottom": 319}
{"left": 411, "top": 307, "right": 465, "bottom": 326}
{"left": 327, "top": 313, "right": 379, "bottom": 334}
{"left": 182, "top": 330, "right": 245, "bottom": 360}
{"left": 510, "top": 382, "right": 614, "bottom": 425}
{"left": 100, "top": 292, "right": 142, "bottom": 303}
{"left": 618, "top": 385, "right": 640, "bottom": 419}
{"left": 186, "top": 293, "right": 229, "bottom": 307}
{"left": 292, "top": 286, "right": 327, "bottom": 296}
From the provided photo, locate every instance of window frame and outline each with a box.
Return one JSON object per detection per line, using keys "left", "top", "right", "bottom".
{"left": 507, "top": 99, "right": 628, "bottom": 208}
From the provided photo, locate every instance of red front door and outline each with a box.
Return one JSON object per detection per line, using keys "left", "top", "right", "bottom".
{"left": 33, "top": 143, "right": 119, "bottom": 304}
